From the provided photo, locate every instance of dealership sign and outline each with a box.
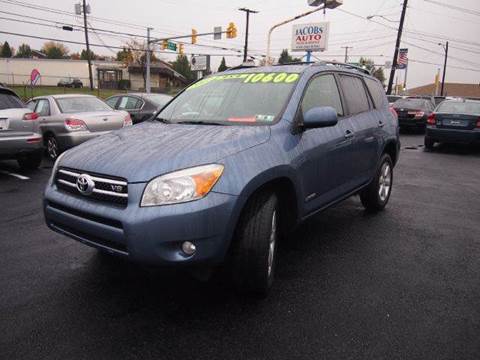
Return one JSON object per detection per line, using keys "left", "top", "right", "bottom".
{"left": 291, "top": 22, "right": 330, "bottom": 52}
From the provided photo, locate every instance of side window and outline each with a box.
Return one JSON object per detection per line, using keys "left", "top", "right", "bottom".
{"left": 339, "top": 75, "right": 370, "bottom": 115}
{"left": 35, "top": 99, "right": 50, "bottom": 116}
{"left": 105, "top": 96, "right": 119, "bottom": 108}
{"left": 118, "top": 96, "right": 142, "bottom": 110}
{"left": 364, "top": 77, "right": 386, "bottom": 109}
{"left": 27, "top": 100, "right": 37, "bottom": 111}
{"left": 301, "top": 74, "right": 344, "bottom": 117}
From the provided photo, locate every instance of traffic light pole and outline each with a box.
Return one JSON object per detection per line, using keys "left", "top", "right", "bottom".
{"left": 440, "top": 41, "right": 449, "bottom": 96}
{"left": 239, "top": 8, "right": 258, "bottom": 63}
{"left": 146, "top": 27, "right": 152, "bottom": 93}
{"left": 82, "top": 0, "right": 93, "bottom": 90}
{"left": 386, "top": 0, "right": 408, "bottom": 95}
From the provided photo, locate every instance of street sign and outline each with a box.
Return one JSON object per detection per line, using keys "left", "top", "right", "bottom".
{"left": 291, "top": 22, "right": 329, "bottom": 52}
{"left": 30, "top": 69, "right": 40, "bottom": 86}
{"left": 167, "top": 41, "right": 177, "bottom": 51}
{"left": 191, "top": 55, "right": 207, "bottom": 71}
{"left": 214, "top": 26, "right": 222, "bottom": 40}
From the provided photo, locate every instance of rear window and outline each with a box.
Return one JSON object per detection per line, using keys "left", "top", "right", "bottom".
{"left": 338, "top": 75, "right": 370, "bottom": 115}
{"left": 436, "top": 101, "right": 480, "bottom": 115}
{"left": 56, "top": 96, "right": 111, "bottom": 113}
{"left": 393, "top": 99, "right": 429, "bottom": 109}
{"left": 0, "top": 92, "right": 25, "bottom": 110}
{"left": 365, "top": 78, "right": 386, "bottom": 109}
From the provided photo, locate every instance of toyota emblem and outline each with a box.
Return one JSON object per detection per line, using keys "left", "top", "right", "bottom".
{"left": 76, "top": 174, "right": 95, "bottom": 195}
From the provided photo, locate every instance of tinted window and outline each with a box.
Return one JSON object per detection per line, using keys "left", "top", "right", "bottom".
{"left": 393, "top": 99, "right": 430, "bottom": 110}
{"left": 0, "top": 92, "right": 25, "bottom": 109}
{"left": 339, "top": 75, "right": 370, "bottom": 115}
{"left": 302, "top": 74, "right": 343, "bottom": 116}
{"left": 27, "top": 100, "right": 37, "bottom": 111}
{"left": 35, "top": 99, "right": 50, "bottom": 116}
{"left": 365, "top": 78, "right": 386, "bottom": 109}
{"left": 105, "top": 96, "right": 119, "bottom": 108}
{"left": 56, "top": 97, "right": 111, "bottom": 113}
{"left": 118, "top": 96, "right": 142, "bottom": 110}
{"left": 436, "top": 101, "right": 480, "bottom": 115}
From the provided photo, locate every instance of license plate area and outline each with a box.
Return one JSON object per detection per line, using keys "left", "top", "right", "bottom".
{"left": 444, "top": 119, "right": 468, "bottom": 127}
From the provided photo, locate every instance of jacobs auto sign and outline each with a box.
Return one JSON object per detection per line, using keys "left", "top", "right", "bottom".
{"left": 291, "top": 22, "right": 330, "bottom": 52}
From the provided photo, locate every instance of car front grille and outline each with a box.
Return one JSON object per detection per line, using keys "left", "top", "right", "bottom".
{"left": 55, "top": 167, "right": 128, "bottom": 206}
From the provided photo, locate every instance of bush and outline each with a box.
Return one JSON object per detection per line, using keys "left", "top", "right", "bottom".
{"left": 118, "top": 79, "right": 131, "bottom": 90}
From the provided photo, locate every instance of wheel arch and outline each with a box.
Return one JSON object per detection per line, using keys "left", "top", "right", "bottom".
{"left": 382, "top": 139, "right": 399, "bottom": 166}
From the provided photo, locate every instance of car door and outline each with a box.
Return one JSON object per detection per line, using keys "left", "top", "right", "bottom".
{"left": 117, "top": 96, "right": 144, "bottom": 124}
{"left": 33, "top": 98, "right": 51, "bottom": 134}
{"left": 105, "top": 96, "right": 120, "bottom": 109}
{"left": 296, "top": 73, "right": 355, "bottom": 213}
{"left": 337, "top": 74, "right": 378, "bottom": 187}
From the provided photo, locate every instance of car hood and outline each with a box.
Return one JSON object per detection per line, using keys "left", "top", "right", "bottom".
{"left": 59, "top": 122, "right": 271, "bottom": 182}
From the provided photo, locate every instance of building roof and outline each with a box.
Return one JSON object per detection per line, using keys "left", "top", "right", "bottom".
{"left": 408, "top": 83, "right": 480, "bottom": 97}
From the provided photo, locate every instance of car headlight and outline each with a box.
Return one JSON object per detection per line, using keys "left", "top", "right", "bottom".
{"left": 140, "top": 164, "right": 224, "bottom": 207}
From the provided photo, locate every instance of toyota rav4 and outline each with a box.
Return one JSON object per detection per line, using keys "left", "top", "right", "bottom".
{"left": 44, "top": 63, "right": 400, "bottom": 296}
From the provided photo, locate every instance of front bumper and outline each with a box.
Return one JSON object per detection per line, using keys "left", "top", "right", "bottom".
{"left": 44, "top": 182, "right": 239, "bottom": 266}
{"left": 426, "top": 126, "right": 480, "bottom": 144}
{"left": 0, "top": 132, "right": 43, "bottom": 159}
{"left": 56, "top": 130, "right": 110, "bottom": 150}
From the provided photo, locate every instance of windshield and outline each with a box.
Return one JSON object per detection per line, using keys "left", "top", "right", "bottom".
{"left": 393, "top": 99, "right": 429, "bottom": 109}
{"left": 56, "top": 97, "right": 112, "bottom": 113}
{"left": 157, "top": 72, "right": 300, "bottom": 125}
{"left": 145, "top": 94, "right": 172, "bottom": 107}
{"left": 436, "top": 101, "right": 480, "bottom": 115}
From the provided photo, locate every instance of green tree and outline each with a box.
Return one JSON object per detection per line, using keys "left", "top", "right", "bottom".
{"left": 116, "top": 47, "right": 132, "bottom": 62}
{"left": 15, "top": 43, "right": 32, "bottom": 58}
{"left": 80, "top": 49, "right": 95, "bottom": 60}
{"left": 0, "top": 41, "right": 13, "bottom": 58}
{"left": 172, "top": 55, "right": 194, "bottom": 81}
{"left": 278, "top": 49, "right": 301, "bottom": 65}
{"left": 218, "top": 57, "right": 228, "bottom": 72}
{"left": 359, "top": 57, "right": 386, "bottom": 85}
{"left": 41, "top": 41, "right": 68, "bottom": 59}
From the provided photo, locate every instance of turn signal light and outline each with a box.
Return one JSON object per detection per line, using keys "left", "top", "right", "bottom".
{"left": 23, "top": 112, "right": 39, "bottom": 120}
{"left": 427, "top": 113, "right": 436, "bottom": 125}
{"left": 123, "top": 114, "right": 132, "bottom": 127}
{"left": 65, "top": 118, "right": 87, "bottom": 131}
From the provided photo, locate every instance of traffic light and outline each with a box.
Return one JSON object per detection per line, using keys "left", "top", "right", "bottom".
{"left": 162, "top": 39, "right": 168, "bottom": 50}
{"left": 226, "top": 22, "right": 237, "bottom": 39}
{"left": 179, "top": 44, "right": 184, "bottom": 55}
{"left": 191, "top": 29, "right": 198, "bottom": 44}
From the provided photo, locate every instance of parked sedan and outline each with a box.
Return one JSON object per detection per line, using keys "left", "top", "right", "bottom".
{"left": 105, "top": 93, "right": 173, "bottom": 124}
{"left": 393, "top": 98, "right": 435, "bottom": 131}
{"left": 0, "top": 86, "right": 43, "bottom": 169}
{"left": 425, "top": 99, "right": 480, "bottom": 150}
{"left": 27, "top": 94, "right": 132, "bottom": 160}
{"left": 57, "top": 77, "right": 83, "bottom": 88}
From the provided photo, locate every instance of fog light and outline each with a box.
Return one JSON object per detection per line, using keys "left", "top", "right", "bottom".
{"left": 182, "top": 241, "right": 196, "bottom": 256}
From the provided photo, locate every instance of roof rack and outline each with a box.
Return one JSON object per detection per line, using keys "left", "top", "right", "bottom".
{"left": 273, "top": 60, "right": 371, "bottom": 75}
{"left": 227, "top": 63, "right": 257, "bottom": 71}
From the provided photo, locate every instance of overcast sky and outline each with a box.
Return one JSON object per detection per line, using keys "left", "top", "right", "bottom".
{"left": 1, "top": 0, "right": 479, "bottom": 88}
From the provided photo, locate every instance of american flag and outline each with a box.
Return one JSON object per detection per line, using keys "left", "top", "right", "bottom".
{"left": 397, "top": 48, "right": 408, "bottom": 69}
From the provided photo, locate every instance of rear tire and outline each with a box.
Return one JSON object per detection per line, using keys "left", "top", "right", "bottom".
{"left": 231, "top": 191, "right": 279, "bottom": 297}
{"left": 45, "top": 134, "right": 60, "bottom": 160}
{"left": 360, "top": 154, "right": 393, "bottom": 212}
{"left": 424, "top": 136, "right": 435, "bottom": 151}
{"left": 17, "top": 152, "right": 42, "bottom": 170}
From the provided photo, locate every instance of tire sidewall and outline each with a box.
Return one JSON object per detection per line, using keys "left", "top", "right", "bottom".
{"left": 375, "top": 154, "right": 393, "bottom": 207}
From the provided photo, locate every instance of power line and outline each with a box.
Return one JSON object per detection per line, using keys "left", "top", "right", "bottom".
{"left": 423, "top": 0, "right": 480, "bottom": 17}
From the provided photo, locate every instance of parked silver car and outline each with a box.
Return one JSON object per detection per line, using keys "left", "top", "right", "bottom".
{"left": 27, "top": 94, "right": 132, "bottom": 159}
{"left": 0, "top": 87, "right": 43, "bottom": 169}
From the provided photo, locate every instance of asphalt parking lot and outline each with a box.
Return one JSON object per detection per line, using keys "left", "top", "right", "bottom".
{"left": 1, "top": 133, "right": 479, "bottom": 360}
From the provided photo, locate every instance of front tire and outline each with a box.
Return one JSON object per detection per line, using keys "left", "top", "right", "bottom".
{"left": 231, "top": 191, "right": 279, "bottom": 297}
{"left": 360, "top": 154, "right": 393, "bottom": 212}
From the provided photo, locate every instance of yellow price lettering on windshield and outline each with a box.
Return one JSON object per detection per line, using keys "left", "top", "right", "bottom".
{"left": 187, "top": 72, "right": 300, "bottom": 90}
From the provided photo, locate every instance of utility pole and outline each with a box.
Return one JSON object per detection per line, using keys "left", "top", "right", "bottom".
{"left": 239, "top": 8, "right": 258, "bottom": 63}
{"left": 82, "top": 0, "right": 93, "bottom": 90}
{"left": 386, "top": 0, "right": 408, "bottom": 95}
{"left": 146, "top": 27, "right": 153, "bottom": 93}
{"left": 341, "top": 46, "right": 352, "bottom": 63}
{"left": 440, "top": 41, "right": 449, "bottom": 96}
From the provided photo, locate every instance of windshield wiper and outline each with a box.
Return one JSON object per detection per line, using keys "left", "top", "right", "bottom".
{"left": 154, "top": 117, "right": 170, "bottom": 124}
{"left": 175, "top": 120, "right": 226, "bottom": 126}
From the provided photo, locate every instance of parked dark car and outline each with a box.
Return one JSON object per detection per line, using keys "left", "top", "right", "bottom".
{"left": 387, "top": 95, "right": 403, "bottom": 106}
{"left": 0, "top": 86, "right": 43, "bottom": 169}
{"left": 393, "top": 98, "right": 434, "bottom": 131}
{"left": 425, "top": 99, "right": 480, "bottom": 150}
{"left": 44, "top": 63, "right": 400, "bottom": 296}
{"left": 57, "top": 78, "right": 83, "bottom": 88}
{"left": 105, "top": 93, "right": 173, "bottom": 124}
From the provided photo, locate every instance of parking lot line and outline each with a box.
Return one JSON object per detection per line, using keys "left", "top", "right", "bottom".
{"left": 0, "top": 170, "right": 30, "bottom": 180}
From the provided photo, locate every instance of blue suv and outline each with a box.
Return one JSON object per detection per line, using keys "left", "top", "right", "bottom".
{"left": 44, "top": 63, "right": 399, "bottom": 296}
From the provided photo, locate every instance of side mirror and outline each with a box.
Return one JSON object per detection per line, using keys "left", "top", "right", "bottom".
{"left": 303, "top": 106, "right": 338, "bottom": 129}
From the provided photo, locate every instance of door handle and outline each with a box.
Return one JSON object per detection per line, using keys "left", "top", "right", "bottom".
{"left": 378, "top": 121, "right": 385, "bottom": 127}
{"left": 344, "top": 130, "right": 355, "bottom": 139}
